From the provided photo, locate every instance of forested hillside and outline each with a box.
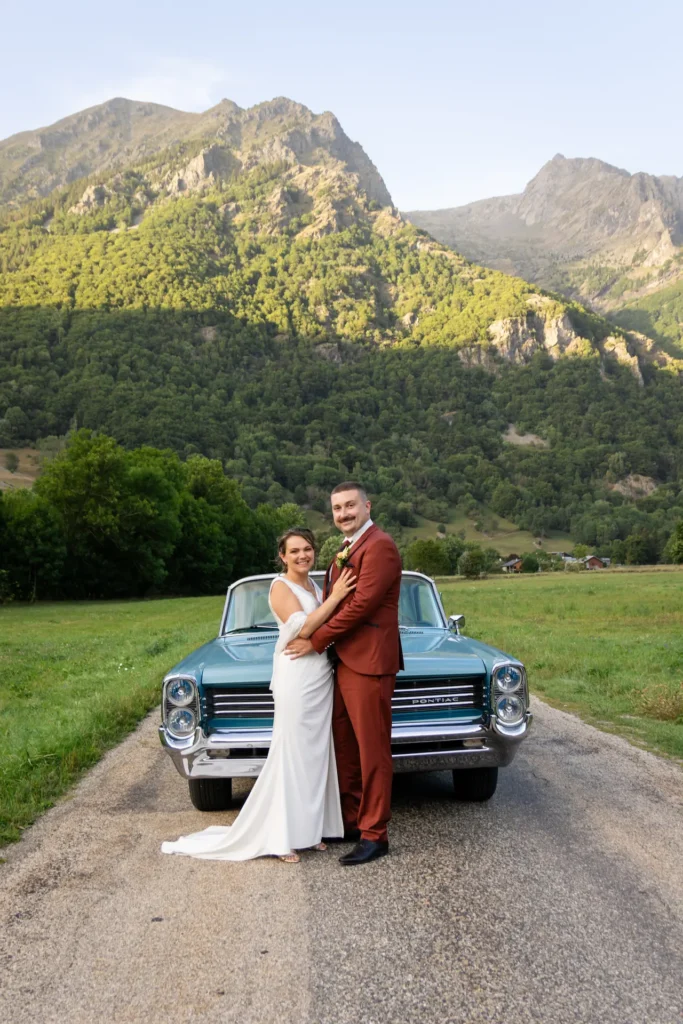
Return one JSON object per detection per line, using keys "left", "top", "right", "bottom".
{"left": 1, "top": 99, "right": 682, "bottom": 572}
{"left": 612, "top": 278, "right": 683, "bottom": 351}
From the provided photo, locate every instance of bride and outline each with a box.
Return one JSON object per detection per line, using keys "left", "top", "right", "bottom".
{"left": 161, "top": 527, "right": 355, "bottom": 863}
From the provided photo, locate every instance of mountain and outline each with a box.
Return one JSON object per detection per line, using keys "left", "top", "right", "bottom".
{"left": 1, "top": 106, "right": 676, "bottom": 379}
{"left": 0, "top": 100, "right": 682, "bottom": 561}
{"left": 405, "top": 155, "right": 683, "bottom": 352}
{"left": 0, "top": 96, "right": 391, "bottom": 211}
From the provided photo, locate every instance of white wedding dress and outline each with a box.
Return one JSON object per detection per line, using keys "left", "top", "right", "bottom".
{"left": 161, "top": 576, "right": 343, "bottom": 860}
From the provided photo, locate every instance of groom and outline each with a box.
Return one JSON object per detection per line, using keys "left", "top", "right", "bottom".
{"left": 285, "top": 482, "right": 403, "bottom": 865}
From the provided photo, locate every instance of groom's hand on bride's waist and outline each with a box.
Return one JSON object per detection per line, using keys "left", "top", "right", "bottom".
{"left": 284, "top": 637, "right": 314, "bottom": 659}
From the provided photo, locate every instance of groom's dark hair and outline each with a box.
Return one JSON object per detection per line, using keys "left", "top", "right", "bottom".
{"left": 331, "top": 481, "right": 368, "bottom": 501}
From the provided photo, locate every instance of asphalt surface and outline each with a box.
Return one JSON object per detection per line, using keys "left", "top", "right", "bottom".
{"left": 1, "top": 699, "right": 682, "bottom": 1024}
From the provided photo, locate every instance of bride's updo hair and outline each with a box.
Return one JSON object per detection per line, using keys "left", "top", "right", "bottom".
{"left": 276, "top": 527, "right": 317, "bottom": 565}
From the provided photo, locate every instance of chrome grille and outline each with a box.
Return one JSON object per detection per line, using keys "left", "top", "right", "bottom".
{"left": 206, "top": 686, "right": 274, "bottom": 720}
{"left": 393, "top": 676, "right": 485, "bottom": 714}
{"left": 205, "top": 675, "right": 485, "bottom": 720}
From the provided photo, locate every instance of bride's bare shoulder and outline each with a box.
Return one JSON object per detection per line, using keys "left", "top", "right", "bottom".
{"left": 270, "top": 578, "right": 303, "bottom": 615}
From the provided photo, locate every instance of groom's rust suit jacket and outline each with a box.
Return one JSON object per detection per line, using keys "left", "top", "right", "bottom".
{"left": 309, "top": 524, "right": 403, "bottom": 673}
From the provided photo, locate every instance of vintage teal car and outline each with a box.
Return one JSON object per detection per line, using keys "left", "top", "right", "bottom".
{"left": 160, "top": 571, "right": 532, "bottom": 810}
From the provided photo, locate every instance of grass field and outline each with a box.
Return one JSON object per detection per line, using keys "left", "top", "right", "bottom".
{"left": 439, "top": 571, "right": 683, "bottom": 762}
{"left": 1, "top": 571, "right": 681, "bottom": 849}
{"left": 0, "top": 596, "right": 223, "bottom": 847}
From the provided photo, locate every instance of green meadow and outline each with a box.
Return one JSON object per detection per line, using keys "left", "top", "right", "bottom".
{"left": 1, "top": 570, "right": 681, "bottom": 848}
{"left": 439, "top": 570, "right": 683, "bottom": 762}
{"left": 0, "top": 596, "right": 223, "bottom": 846}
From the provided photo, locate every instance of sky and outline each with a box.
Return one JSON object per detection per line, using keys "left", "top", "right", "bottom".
{"left": 2, "top": 0, "right": 682, "bottom": 210}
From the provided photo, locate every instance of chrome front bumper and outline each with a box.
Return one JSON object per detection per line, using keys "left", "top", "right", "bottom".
{"left": 159, "top": 713, "right": 533, "bottom": 779}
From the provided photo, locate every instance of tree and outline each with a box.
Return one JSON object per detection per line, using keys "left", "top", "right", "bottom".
{"left": 663, "top": 521, "right": 683, "bottom": 564}
{"left": 624, "top": 528, "right": 660, "bottom": 565}
{"left": 317, "top": 534, "right": 343, "bottom": 570}
{"left": 536, "top": 550, "right": 562, "bottom": 572}
{"left": 166, "top": 456, "right": 273, "bottom": 593}
{"left": 610, "top": 539, "right": 627, "bottom": 564}
{"left": 458, "top": 548, "right": 487, "bottom": 579}
{"left": 490, "top": 481, "right": 521, "bottom": 519}
{"left": 521, "top": 553, "right": 540, "bottom": 573}
{"left": 4, "top": 452, "right": 19, "bottom": 474}
{"left": 404, "top": 539, "right": 451, "bottom": 577}
{"left": 255, "top": 501, "right": 307, "bottom": 540}
{"left": 35, "top": 430, "right": 182, "bottom": 597}
{"left": 482, "top": 547, "right": 503, "bottom": 572}
{"left": 442, "top": 534, "right": 466, "bottom": 573}
{"left": 394, "top": 503, "right": 418, "bottom": 527}
{"left": 0, "top": 489, "right": 66, "bottom": 600}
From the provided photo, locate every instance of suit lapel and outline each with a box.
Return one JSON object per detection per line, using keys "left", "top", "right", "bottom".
{"left": 324, "top": 558, "right": 336, "bottom": 599}
{"left": 324, "top": 524, "right": 379, "bottom": 597}
{"left": 346, "top": 523, "right": 378, "bottom": 561}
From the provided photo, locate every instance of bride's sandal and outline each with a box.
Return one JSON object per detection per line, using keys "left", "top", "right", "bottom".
{"left": 278, "top": 843, "right": 325, "bottom": 861}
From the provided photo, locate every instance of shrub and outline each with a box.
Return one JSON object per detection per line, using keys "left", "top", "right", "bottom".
{"left": 637, "top": 684, "right": 683, "bottom": 722}
{"left": 458, "top": 548, "right": 487, "bottom": 579}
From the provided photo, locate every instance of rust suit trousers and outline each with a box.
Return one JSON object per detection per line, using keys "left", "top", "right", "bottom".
{"left": 333, "top": 662, "right": 395, "bottom": 842}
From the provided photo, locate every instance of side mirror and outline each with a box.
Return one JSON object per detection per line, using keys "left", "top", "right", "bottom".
{"left": 449, "top": 614, "right": 465, "bottom": 635}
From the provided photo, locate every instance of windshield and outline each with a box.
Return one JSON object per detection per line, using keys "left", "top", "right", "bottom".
{"left": 223, "top": 574, "right": 444, "bottom": 634}
{"left": 224, "top": 580, "right": 278, "bottom": 633}
{"left": 398, "top": 576, "right": 444, "bottom": 628}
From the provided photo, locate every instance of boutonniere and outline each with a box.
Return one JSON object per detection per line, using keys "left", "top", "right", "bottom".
{"left": 335, "top": 546, "right": 352, "bottom": 571}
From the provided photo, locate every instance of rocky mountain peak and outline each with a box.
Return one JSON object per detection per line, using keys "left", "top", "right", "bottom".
{"left": 405, "top": 153, "right": 683, "bottom": 326}
{"left": 0, "top": 95, "right": 392, "bottom": 211}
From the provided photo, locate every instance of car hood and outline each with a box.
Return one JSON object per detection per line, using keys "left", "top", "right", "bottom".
{"left": 166, "top": 628, "right": 515, "bottom": 687}
{"left": 168, "top": 634, "right": 279, "bottom": 686}
{"left": 400, "top": 630, "right": 487, "bottom": 677}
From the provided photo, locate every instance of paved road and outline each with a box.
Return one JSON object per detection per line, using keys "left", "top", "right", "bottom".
{"left": 1, "top": 699, "right": 682, "bottom": 1024}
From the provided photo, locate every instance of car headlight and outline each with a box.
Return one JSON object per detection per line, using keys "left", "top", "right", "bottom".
{"left": 167, "top": 707, "right": 197, "bottom": 737}
{"left": 495, "top": 695, "right": 525, "bottom": 725}
{"left": 492, "top": 664, "right": 523, "bottom": 693}
{"left": 491, "top": 661, "right": 528, "bottom": 727}
{"left": 167, "top": 678, "right": 195, "bottom": 706}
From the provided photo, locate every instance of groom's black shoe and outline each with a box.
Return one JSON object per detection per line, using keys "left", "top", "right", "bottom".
{"left": 322, "top": 828, "right": 361, "bottom": 844}
{"left": 339, "top": 839, "right": 389, "bottom": 866}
